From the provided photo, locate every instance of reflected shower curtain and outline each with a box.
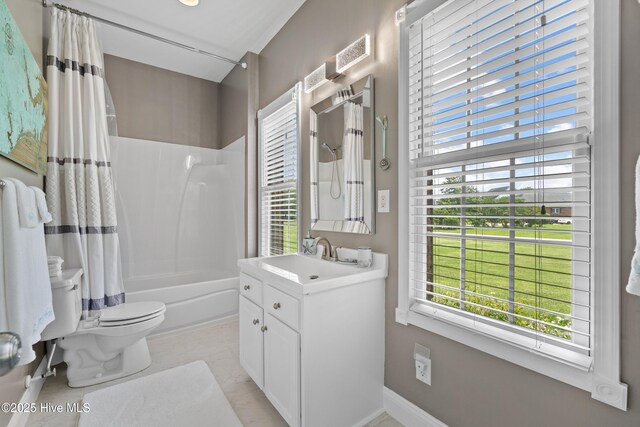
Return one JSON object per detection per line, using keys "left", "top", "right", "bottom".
{"left": 45, "top": 9, "right": 125, "bottom": 317}
{"left": 343, "top": 102, "right": 368, "bottom": 233}
{"left": 310, "top": 111, "right": 319, "bottom": 225}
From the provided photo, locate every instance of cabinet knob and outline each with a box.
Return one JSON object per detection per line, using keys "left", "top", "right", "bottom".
{"left": 261, "top": 325, "right": 268, "bottom": 332}
{"left": 253, "top": 319, "right": 259, "bottom": 325}
{"left": 243, "top": 284, "right": 251, "bottom": 291}
{"left": 273, "top": 302, "right": 281, "bottom": 310}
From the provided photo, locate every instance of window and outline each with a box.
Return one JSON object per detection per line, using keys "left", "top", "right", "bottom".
{"left": 258, "top": 83, "right": 301, "bottom": 257}
{"left": 397, "top": 0, "right": 627, "bottom": 409}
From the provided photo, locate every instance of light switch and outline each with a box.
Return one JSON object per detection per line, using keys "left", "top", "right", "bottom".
{"left": 377, "top": 190, "right": 390, "bottom": 213}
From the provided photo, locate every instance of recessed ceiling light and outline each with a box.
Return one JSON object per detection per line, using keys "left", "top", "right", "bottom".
{"left": 179, "top": 0, "right": 199, "bottom": 6}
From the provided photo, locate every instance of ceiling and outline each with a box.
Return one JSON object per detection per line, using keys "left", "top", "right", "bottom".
{"left": 53, "top": 0, "right": 306, "bottom": 82}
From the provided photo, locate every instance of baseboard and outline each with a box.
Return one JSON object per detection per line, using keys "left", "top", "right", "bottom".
{"left": 8, "top": 356, "right": 48, "bottom": 427}
{"left": 383, "top": 387, "right": 447, "bottom": 427}
{"left": 354, "top": 407, "right": 385, "bottom": 427}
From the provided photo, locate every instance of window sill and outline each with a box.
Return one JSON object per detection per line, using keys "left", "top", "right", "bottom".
{"left": 396, "top": 305, "right": 627, "bottom": 409}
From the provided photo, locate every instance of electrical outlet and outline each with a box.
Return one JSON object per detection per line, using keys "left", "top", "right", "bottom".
{"left": 377, "top": 189, "right": 390, "bottom": 213}
{"left": 414, "top": 343, "right": 431, "bottom": 385}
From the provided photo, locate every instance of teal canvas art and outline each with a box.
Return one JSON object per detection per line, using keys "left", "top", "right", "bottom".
{"left": 0, "top": 0, "right": 47, "bottom": 174}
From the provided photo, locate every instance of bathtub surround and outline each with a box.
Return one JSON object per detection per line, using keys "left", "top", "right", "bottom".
{"left": 45, "top": 9, "right": 125, "bottom": 316}
{"left": 110, "top": 136, "right": 244, "bottom": 332}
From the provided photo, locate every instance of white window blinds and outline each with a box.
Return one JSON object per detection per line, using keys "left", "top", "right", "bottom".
{"left": 407, "top": 0, "right": 592, "bottom": 358}
{"left": 259, "top": 85, "right": 301, "bottom": 257}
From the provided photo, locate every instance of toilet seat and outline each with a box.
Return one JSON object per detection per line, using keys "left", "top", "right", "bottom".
{"left": 98, "top": 302, "right": 166, "bottom": 327}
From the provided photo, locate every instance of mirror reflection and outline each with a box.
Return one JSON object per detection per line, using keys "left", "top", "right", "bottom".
{"left": 310, "top": 75, "right": 374, "bottom": 234}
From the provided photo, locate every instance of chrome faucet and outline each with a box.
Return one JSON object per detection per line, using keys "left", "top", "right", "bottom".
{"left": 313, "top": 236, "right": 337, "bottom": 261}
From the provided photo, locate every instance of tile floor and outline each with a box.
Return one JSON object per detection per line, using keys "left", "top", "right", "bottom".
{"left": 26, "top": 318, "right": 402, "bottom": 427}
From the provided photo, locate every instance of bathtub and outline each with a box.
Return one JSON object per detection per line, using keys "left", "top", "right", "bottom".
{"left": 125, "top": 270, "right": 239, "bottom": 333}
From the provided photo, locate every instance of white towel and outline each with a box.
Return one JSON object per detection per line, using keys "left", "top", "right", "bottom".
{"left": 48, "top": 256, "right": 63, "bottom": 266}
{"left": 30, "top": 186, "right": 52, "bottom": 223}
{"left": 0, "top": 179, "right": 55, "bottom": 364}
{"left": 627, "top": 156, "right": 640, "bottom": 295}
{"left": 5, "top": 178, "right": 38, "bottom": 228}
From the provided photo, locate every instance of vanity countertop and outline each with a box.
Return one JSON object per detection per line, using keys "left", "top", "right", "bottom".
{"left": 238, "top": 250, "right": 387, "bottom": 296}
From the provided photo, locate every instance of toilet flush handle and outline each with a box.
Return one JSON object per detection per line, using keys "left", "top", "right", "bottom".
{"left": 82, "top": 314, "right": 101, "bottom": 328}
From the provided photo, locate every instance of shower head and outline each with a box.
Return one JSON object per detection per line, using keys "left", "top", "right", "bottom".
{"left": 321, "top": 142, "right": 339, "bottom": 154}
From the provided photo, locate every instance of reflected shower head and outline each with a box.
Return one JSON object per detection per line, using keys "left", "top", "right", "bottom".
{"left": 321, "top": 142, "right": 340, "bottom": 157}
{"left": 321, "top": 142, "right": 335, "bottom": 153}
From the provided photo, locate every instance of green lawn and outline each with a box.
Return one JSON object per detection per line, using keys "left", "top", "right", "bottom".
{"left": 425, "top": 223, "right": 575, "bottom": 339}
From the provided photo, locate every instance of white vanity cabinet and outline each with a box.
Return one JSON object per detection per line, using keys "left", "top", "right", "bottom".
{"left": 238, "top": 252, "right": 387, "bottom": 427}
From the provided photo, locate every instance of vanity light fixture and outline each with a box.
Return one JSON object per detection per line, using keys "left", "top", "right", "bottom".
{"left": 178, "top": 0, "right": 200, "bottom": 6}
{"left": 304, "top": 64, "right": 329, "bottom": 93}
{"left": 304, "top": 58, "right": 345, "bottom": 94}
{"left": 336, "top": 34, "right": 371, "bottom": 74}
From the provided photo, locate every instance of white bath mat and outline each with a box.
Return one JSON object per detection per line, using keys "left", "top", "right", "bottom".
{"left": 78, "top": 360, "right": 243, "bottom": 427}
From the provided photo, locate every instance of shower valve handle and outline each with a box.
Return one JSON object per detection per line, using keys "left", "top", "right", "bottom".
{"left": 273, "top": 302, "right": 281, "bottom": 310}
{"left": 261, "top": 326, "right": 268, "bottom": 332}
{"left": 253, "top": 319, "right": 259, "bottom": 325}
{"left": 243, "top": 284, "right": 250, "bottom": 291}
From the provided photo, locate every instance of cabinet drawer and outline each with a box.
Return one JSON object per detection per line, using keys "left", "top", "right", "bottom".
{"left": 240, "top": 273, "right": 263, "bottom": 305}
{"left": 265, "top": 285, "right": 300, "bottom": 331}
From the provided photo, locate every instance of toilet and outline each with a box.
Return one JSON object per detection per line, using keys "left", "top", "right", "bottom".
{"left": 40, "top": 269, "right": 166, "bottom": 387}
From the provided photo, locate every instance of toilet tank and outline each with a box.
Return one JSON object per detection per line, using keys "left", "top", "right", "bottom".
{"left": 40, "top": 269, "right": 83, "bottom": 341}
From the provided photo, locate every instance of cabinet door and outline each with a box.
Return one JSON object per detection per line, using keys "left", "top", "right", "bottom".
{"left": 264, "top": 314, "right": 300, "bottom": 427}
{"left": 239, "top": 295, "right": 264, "bottom": 389}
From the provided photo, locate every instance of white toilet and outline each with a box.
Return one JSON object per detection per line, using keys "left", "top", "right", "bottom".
{"left": 41, "top": 269, "right": 166, "bottom": 387}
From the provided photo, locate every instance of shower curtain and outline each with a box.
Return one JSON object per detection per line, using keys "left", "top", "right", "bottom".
{"left": 343, "top": 102, "right": 368, "bottom": 233}
{"left": 45, "top": 9, "right": 125, "bottom": 317}
{"left": 310, "top": 111, "right": 319, "bottom": 225}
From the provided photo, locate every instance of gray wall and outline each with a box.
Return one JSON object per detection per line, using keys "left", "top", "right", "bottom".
{"left": 0, "top": 1, "right": 45, "bottom": 425}
{"left": 220, "top": 53, "right": 252, "bottom": 148}
{"left": 257, "top": 0, "right": 640, "bottom": 425}
{"left": 104, "top": 54, "right": 220, "bottom": 148}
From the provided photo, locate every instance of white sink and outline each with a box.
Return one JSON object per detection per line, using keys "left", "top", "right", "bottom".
{"left": 237, "top": 251, "right": 388, "bottom": 294}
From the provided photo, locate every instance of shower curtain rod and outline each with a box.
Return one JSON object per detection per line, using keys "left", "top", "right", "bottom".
{"left": 41, "top": 0, "right": 248, "bottom": 69}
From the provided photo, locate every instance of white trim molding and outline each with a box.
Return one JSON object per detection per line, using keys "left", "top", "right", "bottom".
{"left": 396, "top": 0, "right": 627, "bottom": 410}
{"left": 8, "top": 357, "right": 47, "bottom": 427}
{"left": 257, "top": 82, "right": 303, "bottom": 257}
{"left": 383, "top": 387, "right": 447, "bottom": 427}
{"left": 590, "top": 0, "right": 627, "bottom": 410}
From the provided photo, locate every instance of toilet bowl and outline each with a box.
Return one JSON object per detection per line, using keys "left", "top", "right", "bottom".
{"left": 41, "top": 269, "right": 166, "bottom": 387}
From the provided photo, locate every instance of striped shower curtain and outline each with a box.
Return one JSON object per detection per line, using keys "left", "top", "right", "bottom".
{"left": 310, "top": 111, "right": 319, "bottom": 225}
{"left": 45, "top": 9, "right": 125, "bottom": 317}
{"left": 342, "top": 102, "right": 368, "bottom": 233}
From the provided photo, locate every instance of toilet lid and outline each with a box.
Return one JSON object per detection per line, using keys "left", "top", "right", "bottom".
{"left": 99, "top": 301, "right": 165, "bottom": 326}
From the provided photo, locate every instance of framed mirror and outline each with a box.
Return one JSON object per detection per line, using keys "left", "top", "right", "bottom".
{"left": 310, "top": 74, "right": 375, "bottom": 234}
